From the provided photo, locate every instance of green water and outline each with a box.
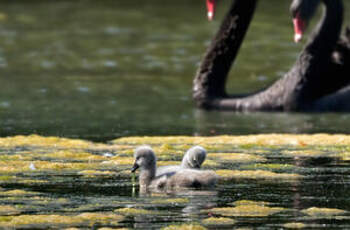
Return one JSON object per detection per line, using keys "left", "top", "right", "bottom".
{"left": 0, "top": 0, "right": 349, "bottom": 141}
{"left": 0, "top": 2, "right": 350, "bottom": 228}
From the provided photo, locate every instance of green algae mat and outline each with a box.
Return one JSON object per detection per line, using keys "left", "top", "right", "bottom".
{"left": 1, "top": 134, "right": 350, "bottom": 229}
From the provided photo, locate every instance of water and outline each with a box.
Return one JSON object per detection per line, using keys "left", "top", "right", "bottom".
{"left": 0, "top": 2, "right": 350, "bottom": 228}
{"left": 1, "top": 135, "right": 350, "bottom": 229}
{"left": 0, "top": 0, "right": 349, "bottom": 141}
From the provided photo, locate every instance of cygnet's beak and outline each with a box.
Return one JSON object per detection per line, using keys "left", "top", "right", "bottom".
{"left": 191, "top": 159, "right": 201, "bottom": 169}
{"left": 131, "top": 163, "right": 139, "bottom": 173}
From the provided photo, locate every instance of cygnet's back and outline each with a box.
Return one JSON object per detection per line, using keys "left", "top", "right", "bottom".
{"left": 156, "top": 146, "right": 207, "bottom": 177}
{"left": 166, "top": 169, "right": 218, "bottom": 189}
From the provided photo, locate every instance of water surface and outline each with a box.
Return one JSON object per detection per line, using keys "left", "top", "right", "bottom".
{"left": 0, "top": 0, "right": 349, "bottom": 141}
{"left": 1, "top": 135, "right": 350, "bottom": 229}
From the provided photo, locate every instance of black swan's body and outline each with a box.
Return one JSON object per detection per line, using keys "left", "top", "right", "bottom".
{"left": 193, "top": 0, "right": 350, "bottom": 112}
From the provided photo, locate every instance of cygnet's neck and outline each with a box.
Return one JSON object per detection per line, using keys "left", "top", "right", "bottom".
{"left": 181, "top": 153, "right": 191, "bottom": 168}
{"left": 139, "top": 164, "right": 156, "bottom": 188}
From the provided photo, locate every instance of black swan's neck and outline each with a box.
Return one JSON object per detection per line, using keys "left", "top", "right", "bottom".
{"left": 304, "top": 0, "right": 343, "bottom": 57}
{"left": 193, "top": 0, "right": 347, "bottom": 111}
{"left": 193, "top": 0, "right": 258, "bottom": 106}
{"left": 287, "top": 0, "right": 344, "bottom": 109}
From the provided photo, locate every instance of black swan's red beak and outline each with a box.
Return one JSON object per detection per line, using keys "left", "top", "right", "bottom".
{"left": 206, "top": 0, "right": 216, "bottom": 21}
{"left": 293, "top": 12, "right": 306, "bottom": 43}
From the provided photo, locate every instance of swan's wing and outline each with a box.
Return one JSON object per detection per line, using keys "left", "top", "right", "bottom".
{"left": 156, "top": 165, "right": 180, "bottom": 177}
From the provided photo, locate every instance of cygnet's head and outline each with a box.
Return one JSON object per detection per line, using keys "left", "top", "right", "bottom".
{"left": 181, "top": 146, "right": 207, "bottom": 169}
{"left": 131, "top": 146, "right": 157, "bottom": 173}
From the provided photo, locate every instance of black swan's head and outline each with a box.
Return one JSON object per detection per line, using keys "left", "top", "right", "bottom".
{"left": 290, "top": 0, "right": 320, "bottom": 42}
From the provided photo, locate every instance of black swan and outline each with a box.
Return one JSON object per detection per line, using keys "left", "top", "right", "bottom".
{"left": 193, "top": 0, "right": 350, "bottom": 111}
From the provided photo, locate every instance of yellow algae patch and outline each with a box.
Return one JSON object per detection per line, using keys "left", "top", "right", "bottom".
{"left": 77, "top": 212, "right": 124, "bottom": 225}
{"left": 161, "top": 224, "right": 207, "bottom": 230}
{"left": 202, "top": 159, "right": 220, "bottom": 167}
{"left": 208, "top": 153, "right": 266, "bottom": 163}
{"left": 0, "top": 205, "right": 21, "bottom": 215}
{"left": 109, "top": 156, "right": 134, "bottom": 165}
{"left": 78, "top": 170, "right": 116, "bottom": 177}
{"left": 157, "top": 161, "right": 180, "bottom": 166}
{"left": 114, "top": 208, "right": 156, "bottom": 216}
{"left": 16, "top": 179, "right": 48, "bottom": 184}
{"left": 208, "top": 204, "right": 285, "bottom": 217}
{"left": 0, "top": 135, "right": 100, "bottom": 149}
{"left": 242, "top": 163, "right": 296, "bottom": 171}
{"left": 0, "top": 189, "right": 39, "bottom": 196}
{"left": 335, "top": 152, "right": 350, "bottom": 161}
{"left": 0, "top": 160, "right": 30, "bottom": 173}
{"left": 0, "top": 175, "right": 16, "bottom": 182}
{"left": 0, "top": 160, "right": 100, "bottom": 173}
{"left": 216, "top": 170, "right": 302, "bottom": 180}
{"left": 283, "top": 222, "right": 307, "bottom": 229}
{"left": 0, "top": 213, "right": 123, "bottom": 227}
{"left": 98, "top": 228, "right": 129, "bottom": 230}
{"left": 282, "top": 150, "right": 325, "bottom": 157}
{"left": 114, "top": 134, "right": 350, "bottom": 146}
{"left": 0, "top": 215, "right": 83, "bottom": 226}
{"left": 302, "top": 207, "right": 347, "bottom": 217}
{"left": 233, "top": 200, "right": 271, "bottom": 207}
{"left": 151, "top": 198, "right": 189, "bottom": 204}
{"left": 202, "top": 217, "right": 235, "bottom": 226}
{"left": 31, "top": 161, "right": 100, "bottom": 171}
{"left": 46, "top": 151, "right": 105, "bottom": 162}
{"left": 32, "top": 197, "right": 70, "bottom": 206}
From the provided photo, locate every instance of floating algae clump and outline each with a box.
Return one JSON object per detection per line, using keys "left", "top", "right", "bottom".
{"left": 97, "top": 228, "right": 129, "bottom": 230}
{"left": 202, "top": 217, "right": 235, "bottom": 226}
{"left": 301, "top": 207, "right": 347, "bottom": 217}
{"left": 0, "top": 213, "right": 124, "bottom": 227}
{"left": 114, "top": 208, "right": 157, "bottom": 216}
{"left": 241, "top": 163, "right": 297, "bottom": 171}
{"left": 207, "top": 201, "right": 285, "bottom": 217}
{"left": 335, "top": 152, "right": 350, "bottom": 161}
{"left": 77, "top": 212, "right": 124, "bottom": 225}
{"left": 0, "top": 135, "right": 96, "bottom": 149}
{"left": 0, "top": 215, "right": 83, "bottom": 227}
{"left": 215, "top": 170, "right": 302, "bottom": 180}
{"left": 109, "top": 156, "right": 135, "bottom": 165}
{"left": 283, "top": 222, "right": 307, "bottom": 229}
{"left": 161, "top": 223, "right": 207, "bottom": 230}
{"left": 113, "top": 134, "right": 350, "bottom": 146}
{"left": 78, "top": 170, "right": 116, "bottom": 177}
{"left": 46, "top": 150, "right": 106, "bottom": 162}
{"left": 151, "top": 198, "right": 189, "bottom": 204}
{"left": 0, "top": 205, "right": 21, "bottom": 215}
{"left": 0, "top": 189, "right": 39, "bottom": 196}
{"left": 281, "top": 150, "right": 326, "bottom": 157}
{"left": 232, "top": 200, "right": 271, "bottom": 207}
{"left": 208, "top": 153, "right": 266, "bottom": 163}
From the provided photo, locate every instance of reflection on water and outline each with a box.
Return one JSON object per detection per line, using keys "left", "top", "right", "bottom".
{"left": 0, "top": 0, "right": 349, "bottom": 141}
